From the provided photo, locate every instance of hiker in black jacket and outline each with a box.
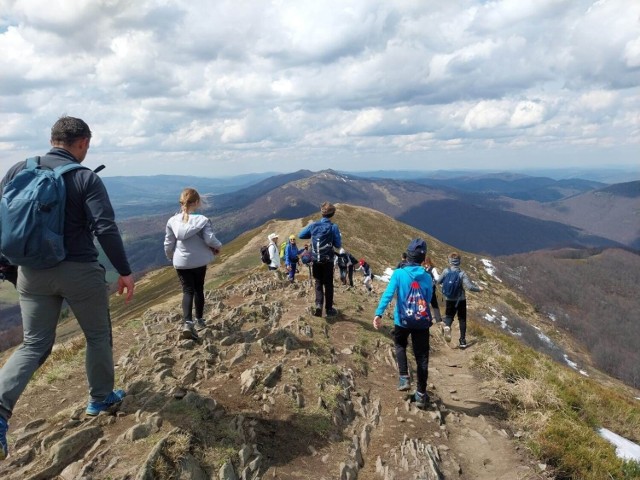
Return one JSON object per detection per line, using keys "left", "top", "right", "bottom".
{"left": 335, "top": 248, "right": 349, "bottom": 285}
{"left": 346, "top": 251, "right": 357, "bottom": 287}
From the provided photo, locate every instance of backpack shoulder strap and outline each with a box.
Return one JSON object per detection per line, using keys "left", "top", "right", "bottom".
{"left": 54, "top": 162, "right": 87, "bottom": 176}
{"left": 25, "top": 156, "right": 40, "bottom": 170}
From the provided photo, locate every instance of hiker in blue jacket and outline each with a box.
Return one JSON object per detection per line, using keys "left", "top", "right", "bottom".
{"left": 373, "top": 238, "right": 433, "bottom": 409}
{"left": 284, "top": 235, "right": 301, "bottom": 283}
{"left": 299, "top": 202, "right": 342, "bottom": 317}
{"left": 437, "top": 252, "right": 483, "bottom": 349}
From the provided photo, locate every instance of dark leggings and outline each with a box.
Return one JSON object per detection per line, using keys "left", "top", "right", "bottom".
{"left": 393, "top": 326, "right": 430, "bottom": 394}
{"left": 176, "top": 266, "right": 207, "bottom": 321}
{"left": 444, "top": 299, "right": 467, "bottom": 342}
{"left": 312, "top": 261, "right": 334, "bottom": 310}
{"left": 430, "top": 289, "right": 440, "bottom": 310}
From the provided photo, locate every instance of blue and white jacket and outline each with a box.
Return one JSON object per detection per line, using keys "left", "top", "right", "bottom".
{"left": 375, "top": 264, "right": 433, "bottom": 329}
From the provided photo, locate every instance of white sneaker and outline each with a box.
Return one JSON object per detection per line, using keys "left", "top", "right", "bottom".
{"left": 443, "top": 325, "right": 451, "bottom": 342}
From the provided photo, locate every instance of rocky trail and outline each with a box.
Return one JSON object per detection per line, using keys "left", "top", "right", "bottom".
{"left": 0, "top": 267, "right": 550, "bottom": 479}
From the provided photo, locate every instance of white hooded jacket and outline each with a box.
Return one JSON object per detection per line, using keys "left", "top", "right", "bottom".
{"left": 164, "top": 213, "right": 222, "bottom": 269}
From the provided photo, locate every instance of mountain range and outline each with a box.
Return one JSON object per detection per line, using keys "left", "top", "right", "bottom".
{"left": 112, "top": 170, "right": 638, "bottom": 274}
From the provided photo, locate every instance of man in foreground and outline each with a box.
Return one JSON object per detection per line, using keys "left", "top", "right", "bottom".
{"left": 0, "top": 116, "right": 135, "bottom": 460}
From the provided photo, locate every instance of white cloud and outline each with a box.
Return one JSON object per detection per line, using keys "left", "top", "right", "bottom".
{"left": 510, "top": 101, "right": 545, "bottom": 128}
{"left": 464, "top": 101, "right": 511, "bottom": 130}
{"left": 0, "top": 0, "right": 639, "bottom": 176}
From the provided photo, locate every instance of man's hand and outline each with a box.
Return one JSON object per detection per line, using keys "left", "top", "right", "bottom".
{"left": 118, "top": 274, "right": 135, "bottom": 303}
{"left": 373, "top": 315, "right": 382, "bottom": 330}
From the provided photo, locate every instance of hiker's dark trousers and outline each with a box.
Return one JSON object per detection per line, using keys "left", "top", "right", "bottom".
{"left": 312, "top": 261, "right": 334, "bottom": 310}
{"left": 176, "top": 266, "right": 207, "bottom": 322}
{"left": 393, "top": 326, "right": 430, "bottom": 394}
{"left": 444, "top": 299, "right": 467, "bottom": 342}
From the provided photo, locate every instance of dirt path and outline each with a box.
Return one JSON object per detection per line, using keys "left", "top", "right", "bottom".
{"left": 1, "top": 265, "right": 547, "bottom": 479}
{"left": 318, "top": 284, "right": 545, "bottom": 480}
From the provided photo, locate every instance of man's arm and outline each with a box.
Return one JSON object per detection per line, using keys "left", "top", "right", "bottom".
{"left": 332, "top": 225, "right": 342, "bottom": 249}
{"left": 298, "top": 222, "right": 313, "bottom": 239}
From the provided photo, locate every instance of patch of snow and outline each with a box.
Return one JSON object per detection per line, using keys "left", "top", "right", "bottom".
{"left": 481, "top": 258, "right": 502, "bottom": 282}
{"left": 483, "top": 310, "right": 516, "bottom": 334}
{"left": 599, "top": 428, "right": 640, "bottom": 462}
{"left": 563, "top": 354, "right": 578, "bottom": 370}
{"left": 548, "top": 313, "right": 557, "bottom": 322}
{"left": 484, "top": 313, "right": 496, "bottom": 323}
{"left": 579, "top": 370, "right": 589, "bottom": 377}
{"left": 536, "top": 331, "right": 554, "bottom": 347}
{"left": 377, "top": 267, "right": 394, "bottom": 283}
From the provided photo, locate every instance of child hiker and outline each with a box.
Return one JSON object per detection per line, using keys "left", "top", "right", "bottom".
{"left": 437, "top": 252, "right": 483, "bottom": 349}
{"left": 373, "top": 238, "right": 433, "bottom": 409}
{"left": 164, "top": 188, "right": 222, "bottom": 340}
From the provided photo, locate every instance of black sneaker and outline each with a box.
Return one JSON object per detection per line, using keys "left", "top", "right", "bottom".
{"left": 325, "top": 308, "right": 338, "bottom": 317}
{"left": 459, "top": 339, "right": 467, "bottom": 349}
{"left": 313, "top": 306, "right": 322, "bottom": 317}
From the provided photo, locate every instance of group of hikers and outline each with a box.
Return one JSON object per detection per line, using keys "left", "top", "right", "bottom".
{"left": 258, "top": 202, "right": 483, "bottom": 408}
{"left": 0, "top": 116, "right": 482, "bottom": 461}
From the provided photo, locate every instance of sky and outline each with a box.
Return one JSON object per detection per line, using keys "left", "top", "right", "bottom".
{"left": 1, "top": 0, "right": 639, "bottom": 177}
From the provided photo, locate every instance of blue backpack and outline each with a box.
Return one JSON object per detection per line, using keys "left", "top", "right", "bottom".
{"left": 311, "top": 221, "right": 334, "bottom": 263}
{"left": 398, "top": 270, "right": 432, "bottom": 329}
{"left": 0, "top": 157, "right": 87, "bottom": 269}
{"left": 441, "top": 269, "right": 463, "bottom": 299}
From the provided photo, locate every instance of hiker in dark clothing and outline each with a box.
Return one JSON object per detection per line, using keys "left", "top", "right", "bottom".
{"left": 346, "top": 251, "right": 357, "bottom": 287}
{"left": 335, "top": 248, "right": 349, "bottom": 285}
{"left": 437, "top": 252, "right": 482, "bottom": 349}
{"left": 0, "top": 116, "right": 135, "bottom": 460}
{"left": 299, "top": 202, "right": 342, "bottom": 318}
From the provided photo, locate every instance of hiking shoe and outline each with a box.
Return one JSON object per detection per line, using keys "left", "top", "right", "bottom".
{"left": 0, "top": 416, "right": 8, "bottom": 460}
{"left": 397, "top": 376, "right": 411, "bottom": 391}
{"left": 86, "top": 389, "right": 126, "bottom": 416}
{"left": 459, "top": 339, "right": 467, "bottom": 349}
{"left": 313, "top": 306, "right": 322, "bottom": 317}
{"left": 325, "top": 308, "right": 338, "bottom": 317}
{"left": 414, "top": 391, "right": 428, "bottom": 409}
{"left": 181, "top": 321, "right": 198, "bottom": 340}
{"left": 443, "top": 325, "right": 451, "bottom": 342}
{"left": 194, "top": 318, "right": 206, "bottom": 330}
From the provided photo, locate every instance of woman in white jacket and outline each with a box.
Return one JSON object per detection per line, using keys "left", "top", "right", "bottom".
{"left": 164, "top": 188, "right": 222, "bottom": 338}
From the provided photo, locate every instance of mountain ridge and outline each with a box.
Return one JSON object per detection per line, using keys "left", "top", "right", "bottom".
{"left": 0, "top": 205, "right": 638, "bottom": 479}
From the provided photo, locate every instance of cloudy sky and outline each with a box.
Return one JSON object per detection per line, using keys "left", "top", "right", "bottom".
{"left": 1, "top": 0, "right": 639, "bottom": 177}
